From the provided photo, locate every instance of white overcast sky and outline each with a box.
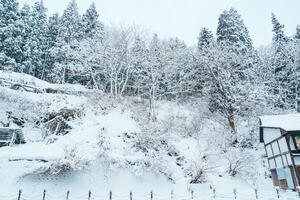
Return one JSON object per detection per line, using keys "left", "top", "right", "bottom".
{"left": 18, "top": 0, "right": 300, "bottom": 47}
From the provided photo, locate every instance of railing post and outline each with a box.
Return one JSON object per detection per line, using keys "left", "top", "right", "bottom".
{"left": 18, "top": 190, "right": 22, "bottom": 200}
{"left": 88, "top": 190, "right": 91, "bottom": 200}
{"left": 233, "top": 188, "right": 237, "bottom": 200}
{"left": 276, "top": 187, "right": 280, "bottom": 199}
{"left": 191, "top": 190, "right": 194, "bottom": 199}
{"left": 213, "top": 188, "right": 216, "bottom": 199}
{"left": 130, "top": 191, "right": 133, "bottom": 200}
{"left": 254, "top": 188, "right": 258, "bottom": 199}
{"left": 151, "top": 190, "right": 153, "bottom": 200}
{"left": 110, "top": 190, "right": 112, "bottom": 200}
{"left": 43, "top": 189, "right": 46, "bottom": 200}
{"left": 66, "top": 190, "right": 70, "bottom": 200}
{"left": 171, "top": 190, "right": 174, "bottom": 200}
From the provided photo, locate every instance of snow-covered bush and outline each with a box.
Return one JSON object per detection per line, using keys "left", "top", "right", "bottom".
{"left": 35, "top": 145, "right": 91, "bottom": 175}
{"left": 225, "top": 147, "right": 257, "bottom": 179}
{"left": 185, "top": 153, "right": 208, "bottom": 183}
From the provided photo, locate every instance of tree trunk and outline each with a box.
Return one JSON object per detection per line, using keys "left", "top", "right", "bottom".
{"left": 227, "top": 112, "right": 238, "bottom": 146}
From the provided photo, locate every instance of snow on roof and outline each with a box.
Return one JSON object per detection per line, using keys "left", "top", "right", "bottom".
{"left": 259, "top": 113, "right": 300, "bottom": 131}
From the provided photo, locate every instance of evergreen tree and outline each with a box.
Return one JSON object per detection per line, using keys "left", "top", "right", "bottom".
{"left": 295, "top": 25, "right": 300, "bottom": 40}
{"left": 217, "top": 8, "right": 253, "bottom": 49}
{"left": 18, "top": 4, "right": 31, "bottom": 72}
{"left": 271, "top": 13, "right": 288, "bottom": 43}
{"left": 45, "top": 13, "right": 60, "bottom": 81}
{"left": 59, "top": 0, "right": 82, "bottom": 43}
{"left": 47, "top": 13, "right": 60, "bottom": 49}
{"left": 197, "top": 27, "right": 214, "bottom": 51}
{"left": 130, "top": 35, "right": 148, "bottom": 95}
{"left": 22, "top": 1, "right": 48, "bottom": 79}
{"left": 0, "top": 0, "right": 22, "bottom": 70}
{"left": 146, "top": 33, "right": 164, "bottom": 120}
{"left": 271, "top": 13, "right": 296, "bottom": 110}
{"left": 51, "top": 0, "right": 83, "bottom": 83}
{"left": 82, "top": 2, "right": 104, "bottom": 40}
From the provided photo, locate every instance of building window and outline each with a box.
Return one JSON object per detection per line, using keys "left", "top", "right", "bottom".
{"left": 295, "top": 136, "right": 300, "bottom": 150}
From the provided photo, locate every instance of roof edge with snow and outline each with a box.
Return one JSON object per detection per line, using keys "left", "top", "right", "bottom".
{"left": 259, "top": 113, "right": 300, "bottom": 132}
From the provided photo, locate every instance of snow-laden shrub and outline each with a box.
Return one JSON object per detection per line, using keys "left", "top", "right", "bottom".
{"left": 225, "top": 147, "right": 257, "bottom": 179}
{"left": 35, "top": 145, "right": 90, "bottom": 175}
{"left": 185, "top": 153, "right": 208, "bottom": 183}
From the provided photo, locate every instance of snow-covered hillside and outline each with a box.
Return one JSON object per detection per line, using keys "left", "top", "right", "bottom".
{"left": 0, "top": 72, "right": 296, "bottom": 199}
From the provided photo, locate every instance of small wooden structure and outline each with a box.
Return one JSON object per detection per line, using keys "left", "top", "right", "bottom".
{"left": 0, "top": 128, "right": 26, "bottom": 147}
{"left": 259, "top": 113, "right": 300, "bottom": 190}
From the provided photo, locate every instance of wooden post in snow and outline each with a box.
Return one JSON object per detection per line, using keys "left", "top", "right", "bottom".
{"left": 88, "top": 190, "right": 91, "bottom": 200}
{"left": 17, "top": 190, "right": 22, "bottom": 200}
{"left": 212, "top": 188, "right": 216, "bottom": 199}
{"left": 233, "top": 188, "right": 237, "bottom": 200}
{"left": 276, "top": 187, "right": 280, "bottom": 199}
{"left": 254, "top": 188, "right": 258, "bottom": 199}
{"left": 42, "top": 189, "right": 46, "bottom": 200}
{"left": 150, "top": 190, "right": 153, "bottom": 200}
{"left": 110, "top": 190, "right": 112, "bottom": 200}
{"left": 66, "top": 190, "right": 70, "bottom": 200}
{"left": 130, "top": 191, "right": 132, "bottom": 200}
{"left": 171, "top": 190, "right": 174, "bottom": 200}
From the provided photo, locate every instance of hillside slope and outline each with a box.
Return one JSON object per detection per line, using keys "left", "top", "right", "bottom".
{"left": 0, "top": 71, "right": 293, "bottom": 199}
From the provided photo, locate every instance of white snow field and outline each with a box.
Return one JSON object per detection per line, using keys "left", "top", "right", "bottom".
{"left": 0, "top": 71, "right": 297, "bottom": 200}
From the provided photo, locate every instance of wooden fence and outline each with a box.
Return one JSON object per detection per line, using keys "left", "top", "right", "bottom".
{"left": 0, "top": 187, "right": 299, "bottom": 200}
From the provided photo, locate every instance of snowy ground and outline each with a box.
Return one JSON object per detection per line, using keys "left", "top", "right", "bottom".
{"left": 0, "top": 71, "right": 298, "bottom": 200}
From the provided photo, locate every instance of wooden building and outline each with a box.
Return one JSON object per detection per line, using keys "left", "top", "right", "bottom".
{"left": 0, "top": 128, "right": 26, "bottom": 147}
{"left": 259, "top": 113, "right": 300, "bottom": 190}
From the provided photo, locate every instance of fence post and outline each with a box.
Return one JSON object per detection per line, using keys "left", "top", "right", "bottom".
{"left": 233, "top": 188, "right": 237, "bottom": 200}
{"left": 212, "top": 188, "right": 216, "bottom": 199}
{"left": 254, "top": 188, "right": 258, "bottom": 199}
{"left": 110, "top": 190, "right": 112, "bottom": 200}
{"left": 130, "top": 191, "right": 132, "bottom": 200}
{"left": 88, "top": 190, "right": 91, "bottom": 200}
{"left": 191, "top": 190, "right": 194, "bottom": 199}
{"left": 43, "top": 189, "right": 46, "bottom": 200}
{"left": 151, "top": 190, "right": 153, "bottom": 200}
{"left": 18, "top": 190, "right": 22, "bottom": 200}
{"left": 66, "top": 190, "right": 70, "bottom": 200}
{"left": 276, "top": 187, "right": 280, "bottom": 199}
{"left": 171, "top": 190, "right": 174, "bottom": 200}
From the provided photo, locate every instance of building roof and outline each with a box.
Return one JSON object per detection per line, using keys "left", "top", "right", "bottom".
{"left": 260, "top": 113, "right": 300, "bottom": 131}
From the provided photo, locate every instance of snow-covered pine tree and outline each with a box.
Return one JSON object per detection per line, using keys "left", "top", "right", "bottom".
{"left": 51, "top": 0, "right": 83, "bottom": 83}
{"left": 271, "top": 13, "right": 288, "bottom": 44}
{"left": 146, "top": 33, "right": 164, "bottom": 121}
{"left": 197, "top": 27, "right": 214, "bottom": 51}
{"left": 270, "top": 13, "right": 297, "bottom": 110}
{"left": 82, "top": 2, "right": 104, "bottom": 40}
{"left": 217, "top": 8, "right": 253, "bottom": 50}
{"left": 130, "top": 35, "right": 148, "bottom": 96}
{"left": 206, "top": 9, "right": 261, "bottom": 146}
{"left": 0, "top": 0, "right": 22, "bottom": 70}
{"left": 44, "top": 13, "right": 60, "bottom": 82}
{"left": 295, "top": 25, "right": 300, "bottom": 40}
{"left": 59, "top": 0, "right": 82, "bottom": 43}
{"left": 23, "top": 1, "right": 48, "bottom": 79}
{"left": 163, "top": 37, "right": 194, "bottom": 98}
{"left": 18, "top": 4, "right": 31, "bottom": 72}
